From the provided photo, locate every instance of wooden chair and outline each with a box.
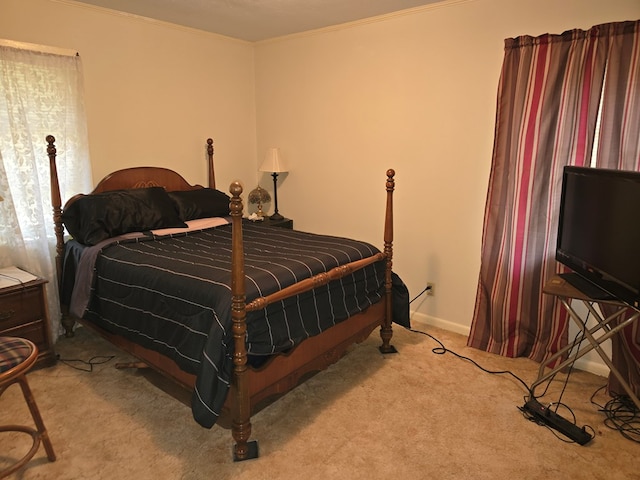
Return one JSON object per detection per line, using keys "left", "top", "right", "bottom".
{"left": 0, "top": 337, "right": 56, "bottom": 478}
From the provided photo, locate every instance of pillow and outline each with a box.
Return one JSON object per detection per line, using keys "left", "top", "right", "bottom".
{"left": 62, "top": 186, "right": 187, "bottom": 245}
{"left": 168, "top": 188, "right": 230, "bottom": 221}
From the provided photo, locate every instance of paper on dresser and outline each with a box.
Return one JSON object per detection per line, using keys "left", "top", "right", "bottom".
{"left": 0, "top": 266, "right": 38, "bottom": 289}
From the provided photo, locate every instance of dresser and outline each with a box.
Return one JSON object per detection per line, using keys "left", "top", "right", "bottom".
{"left": 0, "top": 276, "right": 56, "bottom": 369}
{"left": 260, "top": 217, "right": 294, "bottom": 229}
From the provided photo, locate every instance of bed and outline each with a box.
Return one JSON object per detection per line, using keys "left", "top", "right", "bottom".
{"left": 47, "top": 136, "right": 405, "bottom": 461}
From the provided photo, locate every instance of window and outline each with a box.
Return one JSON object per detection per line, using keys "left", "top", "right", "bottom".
{"left": 0, "top": 40, "right": 92, "bottom": 338}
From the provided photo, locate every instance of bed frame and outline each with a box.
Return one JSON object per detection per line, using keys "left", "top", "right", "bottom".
{"left": 47, "top": 136, "right": 397, "bottom": 461}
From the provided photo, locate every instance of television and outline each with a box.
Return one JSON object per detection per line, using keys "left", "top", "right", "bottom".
{"left": 556, "top": 166, "right": 640, "bottom": 308}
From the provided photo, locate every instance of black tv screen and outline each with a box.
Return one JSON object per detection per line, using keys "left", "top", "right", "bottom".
{"left": 556, "top": 166, "right": 640, "bottom": 308}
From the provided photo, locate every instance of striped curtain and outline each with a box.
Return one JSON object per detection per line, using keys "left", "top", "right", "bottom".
{"left": 593, "top": 21, "right": 640, "bottom": 397}
{"left": 468, "top": 26, "right": 611, "bottom": 365}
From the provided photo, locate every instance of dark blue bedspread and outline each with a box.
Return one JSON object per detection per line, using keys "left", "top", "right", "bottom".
{"left": 71, "top": 221, "right": 395, "bottom": 427}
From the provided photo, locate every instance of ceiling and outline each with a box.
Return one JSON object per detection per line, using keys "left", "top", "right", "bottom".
{"left": 72, "top": 0, "right": 444, "bottom": 42}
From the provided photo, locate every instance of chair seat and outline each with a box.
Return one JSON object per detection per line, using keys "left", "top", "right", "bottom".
{"left": 0, "top": 337, "right": 35, "bottom": 374}
{"left": 0, "top": 336, "right": 55, "bottom": 478}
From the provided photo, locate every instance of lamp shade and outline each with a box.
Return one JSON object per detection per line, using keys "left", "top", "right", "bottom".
{"left": 248, "top": 185, "right": 271, "bottom": 205}
{"left": 259, "top": 147, "right": 289, "bottom": 173}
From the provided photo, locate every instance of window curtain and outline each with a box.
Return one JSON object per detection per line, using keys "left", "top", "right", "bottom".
{"left": 592, "top": 21, "right": 640, "bottom": 397}
{"left": 467, "top": 26, "right": 614, "bottom": 366}
{"left": 0, "top": 44, "right": 92, "bottom": 339}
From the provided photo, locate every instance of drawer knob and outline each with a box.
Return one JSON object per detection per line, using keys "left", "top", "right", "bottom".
{"left": 0, "top": 309, "right": 15, "bottom": 321}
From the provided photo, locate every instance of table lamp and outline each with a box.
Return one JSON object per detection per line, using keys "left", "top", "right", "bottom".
{"left": 248, "top": 185, "right": 270, "bottom": 218}
{"left": 259, "top": 147, "right": 289, "bottom": 221}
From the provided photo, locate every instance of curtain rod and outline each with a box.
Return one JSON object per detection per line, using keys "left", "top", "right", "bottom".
{"left": 0, "top": 39, "right": 78, "bottom": 57}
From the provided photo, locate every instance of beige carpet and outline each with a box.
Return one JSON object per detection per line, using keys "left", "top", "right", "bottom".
{"left": 1, "top": 323, "right": 638, "bottom": 480}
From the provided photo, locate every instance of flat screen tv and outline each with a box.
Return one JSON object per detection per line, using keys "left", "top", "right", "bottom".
{"left": 556, "top": 166, "right": 640, "bottom": 308}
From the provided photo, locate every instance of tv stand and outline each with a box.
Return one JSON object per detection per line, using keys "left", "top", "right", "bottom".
{"left": 558, "top": 272, "right": 614, "bottom": 300}
{"left": 532, "top": 275, "right": 640, "bottom": 411}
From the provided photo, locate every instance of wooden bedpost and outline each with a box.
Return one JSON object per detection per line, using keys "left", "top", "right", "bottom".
{"left": 47, "top": 135, "right": 64, "bottom": 291}
{"left": 48, "top": 135, "right": 74, "bottom": 337}
{"left": 229, "top": 181, "right": 258, "bottom": 461}
{"left": 206, "top": 138, "right": 215, "bottom": 189}
{"left": 379, "top": 169, "right": 397, "bottom": 354}
{"left": 47, "top": 135, "right": 76, "bottom": 337}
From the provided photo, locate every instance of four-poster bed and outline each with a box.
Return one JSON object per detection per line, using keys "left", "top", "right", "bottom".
{"left": 47, "top": 136, "right": 402, "bottom": 461}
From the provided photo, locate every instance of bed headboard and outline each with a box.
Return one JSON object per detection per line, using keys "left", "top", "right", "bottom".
{"left": 89, "top": 138, "right": 215, "bottom": 193}
{"left": 92, "top": 166, "right": 203, "bottom": 194}
{"left": 46, "top": 135, "right": 217, "bottom": 290}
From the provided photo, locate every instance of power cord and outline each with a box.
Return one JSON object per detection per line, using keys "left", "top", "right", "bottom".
{"left": 518, "top": 395, "right": 596, "bottom": 444}
{"left": 407, "top": 284, "right": 529, "bottom": 392}
{"left": 408, "top": 323, "right": 598, "bottom": 444}
{"left": 406, "top": 325, "right": 531, "bottom": 392}
{"left": 407, "top": 284, "right": 593, "bottom": 444}
{"left": 58, "top": 354, "right": 115, "bottom": 372}
{"left": 534, "top": 326, "right": 586, "bottom": 408}
{"left": 409, "top": 285, "right": 431, "bottom": 303}
{"left": 590, "top": 385, "right": 640, "bottom": 443}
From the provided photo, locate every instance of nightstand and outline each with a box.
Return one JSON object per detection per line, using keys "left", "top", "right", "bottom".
{"left": 260, "top": 217, "right": 293, "bottom": 229}
{"left": 0, "top": 275, "right": 56, "bottom": 369}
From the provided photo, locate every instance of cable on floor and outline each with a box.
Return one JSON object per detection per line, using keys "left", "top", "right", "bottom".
{"left": 407, "top": 285, "right": 594, "bottom": 444}
{"left": 405, "top": 326, "right": 532, "bottom": 393}
{"left": 407, "top": 285, "right": 530, "bottom": 392}
{"left": 57, "top": 354, "right": 116, "bottom": 372}
{"left": 590, "top": 384, "right": 640, "bottom": 443}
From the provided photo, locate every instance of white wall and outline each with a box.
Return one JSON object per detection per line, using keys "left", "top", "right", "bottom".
{"left": 1, "top": 0, "right": 258, "bottom": 193}
{"left": 2, "top": 0, "right": 639, "bottom": 373}
{"left": 253, "top": 0, "right": 640, "bottom": 364}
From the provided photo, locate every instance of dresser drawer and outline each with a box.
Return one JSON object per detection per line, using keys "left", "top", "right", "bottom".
{"left": 0, "top": 285, "right": 46, "bottom": 330}
{"left": 0, "top": 276, "right": 56, "bottom": 369}
{"left": 0, "top": 319, "right": 47, "bottom": 352}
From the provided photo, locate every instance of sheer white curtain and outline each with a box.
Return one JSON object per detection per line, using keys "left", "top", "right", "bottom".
{"left": 0, "top": 43, "right": 92, "bottom": 339}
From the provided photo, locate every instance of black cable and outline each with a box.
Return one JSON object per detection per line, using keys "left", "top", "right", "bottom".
{"left": 407, "top": 284, "right": 594, "bottom": 444}
{"left": 406, "top": 326, "right": 531, "bottom": 393}
{"left": 543, "top": 324, "right": 589, "bottom": 413}
{"left": 409, "top": 324, "right": 598, "bottom": 444}
{"left": 590, "top": 385, "right": 640, "bottom": 443}
{"left": 408, "top": 285, "right": 530, "bottom": 393}
{"left": 58, "top": 355, "right": 115, "bottom": 372}
{"left": 409, "top": 285, "right": 431, "bottom": 304}
{"left": 517, "top": 397, "right": 596, "bottom": 444}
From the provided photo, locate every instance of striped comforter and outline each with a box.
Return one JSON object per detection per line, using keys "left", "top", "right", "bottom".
{"left": 70, "top": 221, "right": 386, "bottom": 427}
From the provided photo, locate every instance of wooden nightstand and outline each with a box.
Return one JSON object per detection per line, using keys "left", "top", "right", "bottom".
{"left": 0, "top": 275, "right": 56, "bottom": 369}
{"left": 260, "top": 217, "right": 294, "bottom": 229}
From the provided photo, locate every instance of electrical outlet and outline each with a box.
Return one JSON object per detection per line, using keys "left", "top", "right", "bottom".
{"left": 426, "top": 282, "right": 435, "bottom": 296}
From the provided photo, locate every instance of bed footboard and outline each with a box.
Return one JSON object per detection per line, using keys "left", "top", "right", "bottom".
{"left": 227, "top": 169, "right": 396, "bottom": 461}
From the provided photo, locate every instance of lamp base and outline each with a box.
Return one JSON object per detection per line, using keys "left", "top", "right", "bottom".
{"left": 269, "top": 212, "right": 284, "bottom": 221}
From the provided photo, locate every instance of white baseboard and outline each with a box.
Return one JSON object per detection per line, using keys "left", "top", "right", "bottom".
{"left": 410, "top": 311, "right": 469, "bottom": 336}
{"left": 409, "top": 310, "right": 609, "bottom": 379}
{"left": 572, "top": 358, "right": 609, "bottom": 378}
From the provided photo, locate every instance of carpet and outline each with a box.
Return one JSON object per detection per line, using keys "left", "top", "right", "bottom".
{"left": 1, "top": 323, "right": 638, "bottom": 479}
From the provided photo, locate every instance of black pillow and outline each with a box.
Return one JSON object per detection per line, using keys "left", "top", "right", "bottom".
{"left": 62, "top": 187, "right": 187, "bottom": 245}
{"left": 168, "top": 188, "right": 231, "bottom": 221}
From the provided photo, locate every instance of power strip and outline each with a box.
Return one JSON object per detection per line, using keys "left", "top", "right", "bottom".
{"left": 522, "top": 399, "right": 593, "bottom": 445}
